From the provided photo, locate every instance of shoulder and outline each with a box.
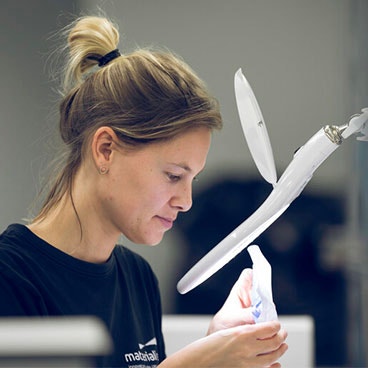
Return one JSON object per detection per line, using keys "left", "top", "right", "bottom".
{"left": 0, "top": 224, "right": 42, "bottom": 304}
{"left": 0, "top": 223, "right": 35, "bottom": 247}
{"left": 0, "top": 224, "right": 31, "bottom": 263}
{"left": 0, "top": 223, "right": 24, "bottom": 243}
{"left": 0, "top": 224, "right": 45, "bottom": 267}
{"left": 0, "top": 223, "right": 55, "bottom": 286}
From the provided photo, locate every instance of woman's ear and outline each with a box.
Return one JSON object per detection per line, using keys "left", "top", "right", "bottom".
{"left": 91, "top": 127, "right": 119, "bottom": 169}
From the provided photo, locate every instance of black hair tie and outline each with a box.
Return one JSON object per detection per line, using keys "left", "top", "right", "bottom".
{"left": 98, "top": 49, "right": 121, "bottom": 67}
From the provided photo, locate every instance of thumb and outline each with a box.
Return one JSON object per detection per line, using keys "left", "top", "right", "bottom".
{"left": 221, "top": 306, "right": 255, "bottom": 327}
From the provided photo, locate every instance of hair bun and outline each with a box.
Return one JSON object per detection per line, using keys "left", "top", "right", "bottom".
{"left": 63, "top": 16, "right": 120, "bottom": 90}
{"left": 97, "top": 49, "right": 121, "bottom": 67}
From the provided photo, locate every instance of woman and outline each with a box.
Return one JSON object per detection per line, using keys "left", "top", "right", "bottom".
{"left": 0, "top": 15, "right": 287, "bottom": 367}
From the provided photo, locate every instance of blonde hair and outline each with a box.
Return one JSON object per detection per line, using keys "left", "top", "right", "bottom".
{"left": 33, "top": 15, "right": 222, "bottom": 222}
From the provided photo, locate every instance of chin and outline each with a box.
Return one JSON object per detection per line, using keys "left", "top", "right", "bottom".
{"left": 145, "top": 236, "right": 163, "bottom": 246}
{"left": 128, "top": 234, "right": 164, "bottom": 246}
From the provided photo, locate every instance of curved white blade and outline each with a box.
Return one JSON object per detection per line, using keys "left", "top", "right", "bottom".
{"left": 177, "top": 127, "right": 340, "bottom": 294}
{"left": 235, "top": 68, "right": 277, "bottom": 185}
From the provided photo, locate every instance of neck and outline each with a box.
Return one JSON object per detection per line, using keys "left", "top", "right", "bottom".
{"left": 28, "top": 197, "right": 119, "bottom": 264}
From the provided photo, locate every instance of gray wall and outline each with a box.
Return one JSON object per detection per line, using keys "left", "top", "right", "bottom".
{"left": 0, "top": 1, "right": 76, "bottom": 229}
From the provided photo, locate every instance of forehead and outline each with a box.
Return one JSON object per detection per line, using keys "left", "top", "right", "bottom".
{"left": 136, "top": 127, "right": 212, "bottom": 169}
{"left": 164, "top": 127, "right": 211, "bottom": 150}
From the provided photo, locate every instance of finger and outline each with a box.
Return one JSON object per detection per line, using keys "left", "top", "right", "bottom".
{"left": 255, "top": 329, "right": 288, "bottom": 357}
{"left": 270, "top": 364, "right": 281, "bottom": 368}
{"left": 257, "top": 342, "right": 288, "bottom": 367}
{"left": 221, "top": 307, "right": 255, "bottom": 327}
{"left": 222, "top": 268, "right": 253, "bottom": 309}
{"left": 220, "top": 320, "right": 281, "bottom": 340}
{"left": 254, "top": 321, "right": 282, "bottom": 340}
{"left": 235, "top": 268, "right": 253, "bottom": 308}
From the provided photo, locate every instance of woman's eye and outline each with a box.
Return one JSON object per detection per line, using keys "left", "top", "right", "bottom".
{"left": 167, "top": 173, "right": 181, "bottom": 182}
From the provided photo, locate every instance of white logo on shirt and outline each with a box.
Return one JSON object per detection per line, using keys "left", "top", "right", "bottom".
{"left": 124, "top": 337, "right": 159, "bottom": 367}
{"left": 139, "top": 337, "right": 157, "bottom": 350}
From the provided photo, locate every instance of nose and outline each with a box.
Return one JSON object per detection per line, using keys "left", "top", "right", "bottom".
{"left": 171, "top": 184, "right": 193, "bottom": 212}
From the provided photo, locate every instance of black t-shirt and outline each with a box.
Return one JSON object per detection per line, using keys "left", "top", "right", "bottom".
{"left": 0, "top": 224, "right": 166, "bottom": 367}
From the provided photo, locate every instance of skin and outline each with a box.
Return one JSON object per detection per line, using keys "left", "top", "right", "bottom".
{"left": 28, "top": 125, "right": 288, "bottom": 367}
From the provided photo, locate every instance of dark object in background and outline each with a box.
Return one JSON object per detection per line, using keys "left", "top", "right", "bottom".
{"left": 174, "top": 178, "right": 347, "bottom": 367}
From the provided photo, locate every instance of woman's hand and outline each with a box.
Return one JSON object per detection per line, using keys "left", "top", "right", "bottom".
{"left": 159, "top": 269, "right": 288, "bottom": 367}
{"left": 208, "top": 268, "right": 255, "bottom": 334}
{"left": 160, "top": 321, "right": 288, "bottom": 368}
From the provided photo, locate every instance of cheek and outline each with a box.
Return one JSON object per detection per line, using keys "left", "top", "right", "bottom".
{"left": 127, "top": 170, "right": 170, "bottom": 210}
{"left": 136, "top": 186, "right": 169, "bottom": 215}
{"left": 149, "top": 189, "right": 170, "bottom": 209}
{"left": 106, "top": 163, "right": 171, "bottom": 219}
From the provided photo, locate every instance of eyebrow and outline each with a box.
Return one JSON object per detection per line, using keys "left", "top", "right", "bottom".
{"left": 170, "top": 162, "right": 205, "bottom": 176}
{"left": 169, "top": 162, "right": 192, "bottom": 172}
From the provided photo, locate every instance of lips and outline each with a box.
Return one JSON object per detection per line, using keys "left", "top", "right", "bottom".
{"left": 157, "top": 216, "right": 175, "bottom": 229}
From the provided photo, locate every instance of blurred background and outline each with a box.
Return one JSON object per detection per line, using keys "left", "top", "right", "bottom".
{"left": 1, "top": 0, "right": 367, "bottom": 366}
